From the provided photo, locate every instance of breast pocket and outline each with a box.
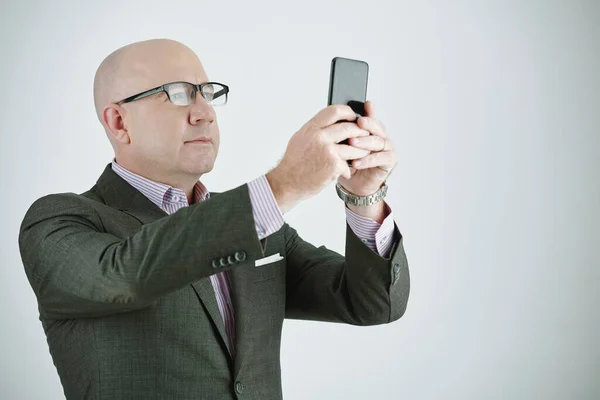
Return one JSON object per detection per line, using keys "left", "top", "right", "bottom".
{"left": 254, "top": 256, "right": 285, "bottom": 283}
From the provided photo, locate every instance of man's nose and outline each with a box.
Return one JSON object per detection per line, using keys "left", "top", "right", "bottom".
{"left": 189, "top": 94, "right": 216, "bottom": 125}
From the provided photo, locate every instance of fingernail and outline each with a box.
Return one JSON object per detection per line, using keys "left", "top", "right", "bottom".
{"left": 355, "top": 161, "right": 362, "bottom": 167}
{"left": 353, "top": 138, "right": 360, "bottom": 144}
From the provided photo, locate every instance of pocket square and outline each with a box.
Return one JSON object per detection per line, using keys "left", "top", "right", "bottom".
{"left": 255, "top": 253, "right": 284, "bottom": 267}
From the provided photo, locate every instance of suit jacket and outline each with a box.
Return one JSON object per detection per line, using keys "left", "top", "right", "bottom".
{"left": 18, "top": 163, "right": 410, "bottom": 399}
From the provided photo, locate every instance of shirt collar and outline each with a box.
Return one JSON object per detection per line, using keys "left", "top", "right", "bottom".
{"left": 110, "top": 158, "right": 210, "bottom": 211}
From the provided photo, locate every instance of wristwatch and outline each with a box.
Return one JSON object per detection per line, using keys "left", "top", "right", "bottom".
{"left": 335, "top": 181, "right": 388, "bottom": 207}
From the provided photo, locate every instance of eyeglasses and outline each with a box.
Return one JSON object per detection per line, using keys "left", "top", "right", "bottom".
{"left": 116, "top": 81, "right": 229, "bottom": 107}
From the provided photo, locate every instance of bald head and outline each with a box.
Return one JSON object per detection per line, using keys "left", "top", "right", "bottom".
{"left": 91, "top": 38, "right": 220, "bottom": 194}
{"left": 93, "top": 39, "right": 205, "bottom": 123}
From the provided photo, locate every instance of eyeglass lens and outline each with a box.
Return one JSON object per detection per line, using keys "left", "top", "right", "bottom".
{"left": 166, "top": 83, "right": 227, "bottom": 106}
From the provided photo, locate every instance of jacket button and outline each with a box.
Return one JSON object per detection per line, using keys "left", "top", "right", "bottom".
{"left": 234, "top": 251, "right": 246, "bottom": 262}
{"left": 235, "top": 380, "right": 244, "bottom": 394}
{"left": 228, "top": 255, "right": 236, "bottom": 265}
{"left": 212, "top": 260, "right": 219, "bottom": 269}
{"left": 392, "top": 262, "right": 401, "bottom": 284}
{"left": 219, "top": 257, "right": 228, "bottom": 267}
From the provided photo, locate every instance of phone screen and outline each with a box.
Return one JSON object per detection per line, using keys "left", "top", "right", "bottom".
{"left": 328, "top": 57, "right": 369, "bottom": 116}
{"left": 328, "top": 57, "right": 369, "bottom": 149}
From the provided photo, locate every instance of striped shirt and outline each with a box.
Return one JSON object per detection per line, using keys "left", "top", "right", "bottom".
{"left": 110, "top": 158, "right": 395, "bottom": 355}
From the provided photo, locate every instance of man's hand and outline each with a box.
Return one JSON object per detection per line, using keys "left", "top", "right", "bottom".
{"left": 266, "top": 104, "right": 371, "bottom": 214}
{"left": 337, "top": 101, "right": 397, "bottom": 222}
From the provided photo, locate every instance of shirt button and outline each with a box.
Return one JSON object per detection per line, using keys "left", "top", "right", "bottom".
{"left": 173, "top": 195, "right": 180, "bottom": 202}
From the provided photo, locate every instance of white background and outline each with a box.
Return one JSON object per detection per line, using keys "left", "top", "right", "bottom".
{"left": 1, "top": 0, "right": 598, "bottom": 398}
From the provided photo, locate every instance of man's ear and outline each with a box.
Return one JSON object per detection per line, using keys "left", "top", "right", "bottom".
{"left": 103, "top": 104, "right": 130, "bottom": 144}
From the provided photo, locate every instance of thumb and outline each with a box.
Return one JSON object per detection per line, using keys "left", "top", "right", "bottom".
{"left": 340, "top": 163, "right": 352, "bottom": 180}
{"left": 364, "top": 100, "right": 375, "bottom": 118}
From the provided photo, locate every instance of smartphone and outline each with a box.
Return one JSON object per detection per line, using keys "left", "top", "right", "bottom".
{"left": 327, "top": 57, "right": 369, "bottom": 146}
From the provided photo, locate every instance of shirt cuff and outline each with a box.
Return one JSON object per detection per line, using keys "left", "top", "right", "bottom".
{"left": 247, "top": 175, "right": 285, "bottom": 240}
{"left": 345, "top": 201, "right": 396, "bottom": 258}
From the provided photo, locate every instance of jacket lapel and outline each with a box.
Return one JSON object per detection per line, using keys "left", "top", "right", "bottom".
{"left": 188, "top": 278, "right": 234, "bottom": 360}
{"left": 229, "top": 264, "right": 254, "bottom": 377}
{"left": 94, "top": 162, "right": 234, "bottom": 360}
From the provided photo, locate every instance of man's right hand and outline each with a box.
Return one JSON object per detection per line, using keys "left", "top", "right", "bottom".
{"left": 265, "top": 105, "right": 371, "bottom": 214}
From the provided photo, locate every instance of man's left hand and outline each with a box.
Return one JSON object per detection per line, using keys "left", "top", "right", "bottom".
{"left": 337, "top": 100, "right": 397, "bottom": 197}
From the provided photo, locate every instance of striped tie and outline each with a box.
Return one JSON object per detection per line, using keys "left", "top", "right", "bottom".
{"left": 213, "top": 270, "right": 236, "bottom": 357}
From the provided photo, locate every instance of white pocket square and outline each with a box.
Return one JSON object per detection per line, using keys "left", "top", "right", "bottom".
{"left": 255, "top": 253, "right": 284, "bottom": 267}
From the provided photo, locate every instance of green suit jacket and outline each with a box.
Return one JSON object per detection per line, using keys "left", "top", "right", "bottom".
{"left": 18, "top": 163, "right": 410, "bottom": 399}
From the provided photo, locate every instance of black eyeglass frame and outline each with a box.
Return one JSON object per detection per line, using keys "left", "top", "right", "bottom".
{"left": 115, "top": 81, "right": 229, "bottom": 106}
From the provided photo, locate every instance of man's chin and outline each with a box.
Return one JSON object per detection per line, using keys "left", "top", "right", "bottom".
{"left": 183, "top": 158, "right": 215, "bottom": 176}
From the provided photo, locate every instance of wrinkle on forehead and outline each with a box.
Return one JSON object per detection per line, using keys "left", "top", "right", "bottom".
{"left": 93, "top": 39, "right": 205, "bottom": 121}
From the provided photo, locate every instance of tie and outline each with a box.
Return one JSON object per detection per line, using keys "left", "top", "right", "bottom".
{"left": 212, "top": 270, "right": 236, "bottom": 357}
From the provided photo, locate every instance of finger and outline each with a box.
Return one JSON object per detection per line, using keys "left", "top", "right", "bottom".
{"left": 312, "top": 104, "right": 357, "bottom": 128}
{"left": 364, "top": 100, "right": 375, "bottom": 118}
{"left": 325, "top": 122, "right": 370, "bottom": 144}
{"left": 339, "top": 162, "right": 352, "bottom": 180}
{"left": 352, "top": 150, "right": 396, "bottom": 170}
{"left": 356, "top": 116, "right": 387, "bottom": 138}
{"left": 334, "top": 144, "right": 371, "bottom": 161}
{"left": 347, "top": 135, "right": 390, "bottom": 152}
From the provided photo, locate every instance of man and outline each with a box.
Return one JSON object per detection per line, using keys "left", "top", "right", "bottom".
{"left": 18, "top": 39, "right": 410, "bottom": 399}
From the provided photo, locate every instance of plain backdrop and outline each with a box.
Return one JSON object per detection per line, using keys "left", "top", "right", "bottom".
{"left": 1, "top": 0, "right": 598, "bottom": 399}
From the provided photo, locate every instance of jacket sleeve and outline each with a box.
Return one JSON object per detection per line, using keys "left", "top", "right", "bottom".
{"left": 18, "top": 184, "right": 264, "bottom": 320}
{"left": 283, "top": 221, "right": 410, "bottom": 325}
